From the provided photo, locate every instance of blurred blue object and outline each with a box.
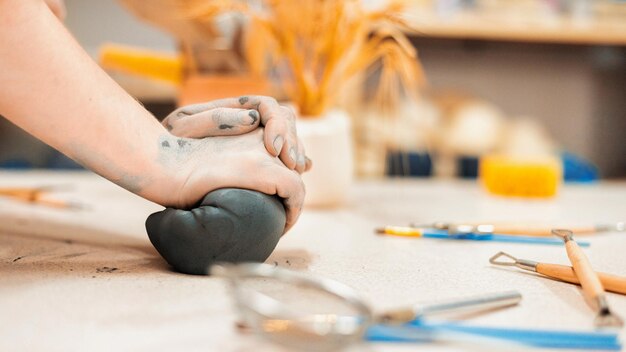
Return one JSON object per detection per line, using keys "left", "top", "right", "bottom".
{"left": 458, "top": 155, "right": 479, "bottom": 178}
{"left": 421, "top": 229, "right": 590, "bottom": 246}
{"left": 367, "top": 319, "right": 621, "bottom": 350}
{"left": 46, "top": 152, "right": 83, "bottom": 170}
{"left": 0, "top": 159, "right": 33, "bottom": 169}
{"left": 386, "top": 151, "right": 432, "bottom": 177}
{"left": 0, "top": 151, "right": 83, "bottom": 170}
{"left": 562, "top": 152, "right": 599, "bottom": 183}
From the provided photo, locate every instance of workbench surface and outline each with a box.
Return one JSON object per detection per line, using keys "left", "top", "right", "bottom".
{"left": 1, "top": 171, "right": 625, "bottom": 351}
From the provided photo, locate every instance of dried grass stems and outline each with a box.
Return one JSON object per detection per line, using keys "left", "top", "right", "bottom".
{"left": 187, "top": 0, "right": 425, "bottom": 117}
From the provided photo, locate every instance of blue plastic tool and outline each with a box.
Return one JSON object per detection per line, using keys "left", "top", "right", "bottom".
{"left": 367, "top": 320, "right": 621, "bottom": 350}
{"left": 422, "top": 229, "right": 591, "bottom": 247}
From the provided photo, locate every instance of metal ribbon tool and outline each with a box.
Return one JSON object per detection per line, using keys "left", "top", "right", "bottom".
{"left": 489, "top": 251, "right": 626, "bottom": 295}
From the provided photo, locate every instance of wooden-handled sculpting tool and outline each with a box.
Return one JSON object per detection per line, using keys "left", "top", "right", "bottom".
{"left": 489, "top": 251, "right": 626, "bottom": 295}
{"left": 411, "top": 222, "right": 625, "bottom": 237}
{"left": 552, "top": 229, "right": 623, "bottom": 327}
{"left": 376, "top": 226, "right": 591, "bottom": 246}
{"left": 0, "top": 186, "right": 83, "bottom": 209}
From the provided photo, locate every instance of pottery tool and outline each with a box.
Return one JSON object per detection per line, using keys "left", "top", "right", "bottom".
{"left": 0, "top": 186, "right": 83, "bottom": 209}
{"left": 552, "top": 229, "right": 623, "bottom": 327}
{"left": 378, "top": 291, "right": 522, "bottom": 324}
{"left": 489, "top": 252, "right": 626, "bottom": 295}
{"left": 216, "top": 263, "right": 524, "bottom": 350}
{"left": 376, "top": 226, "right": 591, "bottom": 246}
{"left": 411, "top": 221, "right": 625, "bottom": 237}
{"left": 368, "top": 320, "right": 622, "bottom": 350}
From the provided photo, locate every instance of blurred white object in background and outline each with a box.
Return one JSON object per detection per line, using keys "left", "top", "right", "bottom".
{"left": 436, "top": 0, "right": 463, "bottom": 19}
{"left": 500, "top": 117, "right": 556, "bottom": 156}
{"left": 384, "top": 99, "right": 440, "bottom": 152}
{"left": 299, "top": 110, "right": 354, "bottom": 208}
{"left": 445, "top": 101, "right": 505, "bottom": 155}
{"left": 433, "top": 100, "right": 504, "bottom": 178}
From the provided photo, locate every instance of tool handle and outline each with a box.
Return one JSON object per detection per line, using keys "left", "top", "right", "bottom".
{"left": 0, "top": 188, "right": 41, "bottom": 200}
{"left": 564, "top": 240, "right": 606, "bottom": 301}
{"left": 492, "top": 225, "right": 597, "bottom": 237}
{"left": 536, "top": 263, "right": 626, "bottom": 295}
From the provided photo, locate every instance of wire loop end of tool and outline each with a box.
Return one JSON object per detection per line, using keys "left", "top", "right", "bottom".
{"left": 489, "top": 252, "right": 518, "bottom": 266}
{"left": 552, "top": 229, "right": 574, "bottom": 242}
{"left": 489, "top": 252, "right": 537, "bottom": 272}
{"left": 594, "top": 310, "right": 624, "bottom": 328}
{"left": 595, "top": 297, "right": 624, "bottom": 328}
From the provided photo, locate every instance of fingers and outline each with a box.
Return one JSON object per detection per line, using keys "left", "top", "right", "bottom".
{"left": 269, "top": 168, "right": 305, "bottom": 234}
{"left": 294, "top": 137, "right": 307, "bottom": 173}
{"left": 246, "top": 139, "right": 304, "bottom": 233}
{"left": 170, "top": 96, "right": 312, "bottom": 173}
{"left": 255, "top": 102, "right": 305, "bottom": 173}
{"left": 265, "top": 116, "right": 298, "bottom": 170}
{"left": 253, "top": 99, "right": 309, "bottom": 174}
{"left": 258, "top": 102, "right": 299, "bottom": 163}
{"left": 164, "top": 107, "right": 260, "bottom": 138}
{"left": 171, "top": 128, "right": 306, "bottom": 233}
{"left": 194, "top": 96, "right": 308, "bottom": 172}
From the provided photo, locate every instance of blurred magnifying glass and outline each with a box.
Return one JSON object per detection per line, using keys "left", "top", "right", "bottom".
{"left": 212, "top": 263, "right": 521, "bottom": 351}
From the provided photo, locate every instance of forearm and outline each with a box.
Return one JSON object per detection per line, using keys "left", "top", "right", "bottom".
{"left": 0, "top": 0, "right": 177, "bottom": 204}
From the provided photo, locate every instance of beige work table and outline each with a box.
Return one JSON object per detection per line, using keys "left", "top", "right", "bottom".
{"left": 1, "top": 171, "right": 625, "bottom": 351}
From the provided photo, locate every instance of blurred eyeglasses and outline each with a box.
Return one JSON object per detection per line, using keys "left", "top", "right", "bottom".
{"left": 212, "top": 263, "right": 521, "bottom": 351}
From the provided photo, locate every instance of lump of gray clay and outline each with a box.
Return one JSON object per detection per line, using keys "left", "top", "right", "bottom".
{"left": 145, "top": 188, "right": 286, "bottom": 275}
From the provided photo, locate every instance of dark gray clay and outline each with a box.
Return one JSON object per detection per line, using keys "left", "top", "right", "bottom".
{"left": 146, "top": 188, "right": 286, "bottom": 275}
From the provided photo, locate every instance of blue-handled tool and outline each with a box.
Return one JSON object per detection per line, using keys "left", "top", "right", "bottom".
{"left": 376, "top": 226, "right": 591, "bottom": 247}
{"left": 367, "top": 320, "right": 621, "bottom": 350}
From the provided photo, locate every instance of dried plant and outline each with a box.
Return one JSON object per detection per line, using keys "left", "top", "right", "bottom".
{"left": 188, "top": 0, "right": 425, "bottom": 117}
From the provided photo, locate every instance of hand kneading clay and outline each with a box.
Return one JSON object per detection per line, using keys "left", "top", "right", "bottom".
{"left": 146, "top": 188, "right": 286, "bottom": 275}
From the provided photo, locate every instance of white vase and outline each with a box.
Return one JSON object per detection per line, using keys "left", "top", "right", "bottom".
{"left": 297, "top": 109, "right": 354, "bottom": 207}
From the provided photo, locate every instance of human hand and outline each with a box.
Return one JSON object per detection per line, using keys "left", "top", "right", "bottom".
{"left": 158, "top": 128, "right": 305, "bottom": 233}
{"left": 163, "top": 96, "right": 312, "bottom": 173}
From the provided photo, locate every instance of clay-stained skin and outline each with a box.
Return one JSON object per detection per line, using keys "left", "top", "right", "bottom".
{"left": 155, "top": 129, "right": 304, "bottom": 232}
{"left": 162, "top": 107, "right": 260, "bottom": 138}
{"left": 163, "top": 96, "right": 311, "bottom": 173}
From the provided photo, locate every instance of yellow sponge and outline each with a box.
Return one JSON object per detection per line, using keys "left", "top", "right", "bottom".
{"left": 480, "top": 155, "right": 562, "bottom": 198}
{"left": 99, "top": 43, "right": 183, "bottom": 85}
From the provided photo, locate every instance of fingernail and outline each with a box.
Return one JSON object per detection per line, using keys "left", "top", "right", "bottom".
{"left": 273, "top": 135, "right": 284, "bottom": 155}
{"left": 297, "top": 154, "right": 306, "bottom": 166}
{"left": 289, "top": 148, "right": 297, "bottom": 162}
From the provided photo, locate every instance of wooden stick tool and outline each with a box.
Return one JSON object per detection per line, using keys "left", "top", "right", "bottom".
{"left": 412, "top": 222, "right": 625, "bottom": 237}
{"left": 0, "top": 186, "right": 84, "bottom": 209}
{"left": 489, "top": 251, "right": 626, "bottom": 295}
{"left": 552, "top": 229, "right": 623, "bottom": 328}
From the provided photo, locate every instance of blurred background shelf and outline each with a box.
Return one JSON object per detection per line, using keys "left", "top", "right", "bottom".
{"left": 405, "top": 13, "right": 626, "bottom": 46}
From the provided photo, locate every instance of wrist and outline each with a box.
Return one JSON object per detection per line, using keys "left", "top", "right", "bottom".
{"left": 142, "top": 133, "right": 204, "bottom": 209}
